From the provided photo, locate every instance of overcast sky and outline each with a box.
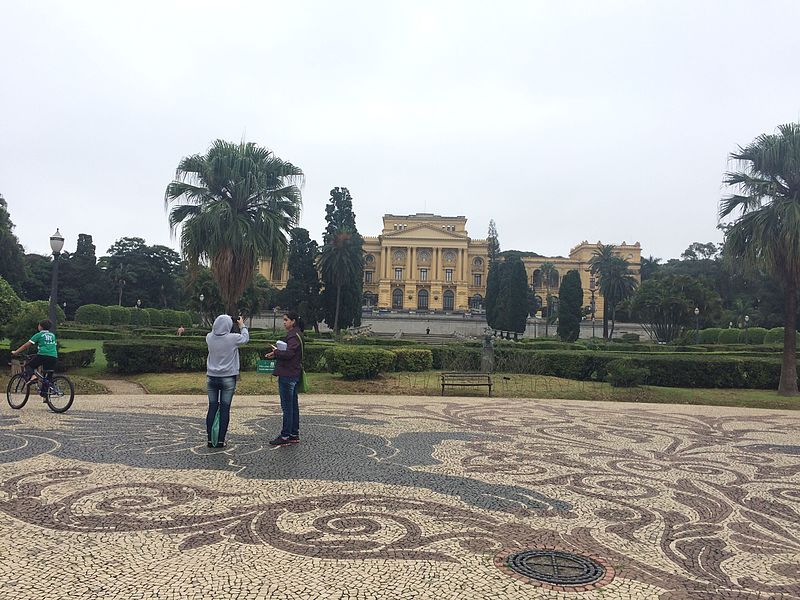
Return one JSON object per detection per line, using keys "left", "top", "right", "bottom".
{"left": 2, "top": 1, "right": 799, "bottom": 262}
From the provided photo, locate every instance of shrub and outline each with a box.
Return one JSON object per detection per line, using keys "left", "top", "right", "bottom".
{"left": 606, "top": 359, "right": 649, "bottom": 387}
{"left": 742, "top": 327, "right": 768, "bottom": 345}
{"left": 145, "top": 308, "right": 163, "bottom": 326}
{"left": 717, "top": 329, "right": 742, "bottom": 344}
{"left": 26, "top": 300, "right": 67, "bottom": 323}
{"left": 0, "top": 348, "right": 94, "bottom": 371}
{"left": 434, "top": 346, "right": 481, "bottom": 371}
{"left": 108, "top": 305, "right": 132, "bottom": 326}
{"left": 700, "top": 328, "right": 722, "bottom": 344}
{"left": 5, "top": 303, "right": 49, "bottom": 350}
{"left": 75, "top": 304, "right": 111, "bottom": 325}
{"left": 325, "top": 347, "right": 395, "bottom": 379}
{"left": 620, "top": 333, "right": 640, "bottom": 343}
{"left": 59, "top": 329, "right": 124, "bottom": 340}
{"left": 764, "top": 327, "right": 800, "bottom": 345}
{"left": 129, "top": 308, "right": 151, "bottom": 326}
{"left": 0, "top": 276, "right": 23, "bottom": 328}
{"left": 392, "top": 348, "right": 433, "bottom": 372}
{"left": 161, "top": 309, "right": 183, "bottom": 327}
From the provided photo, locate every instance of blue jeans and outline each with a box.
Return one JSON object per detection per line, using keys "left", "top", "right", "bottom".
{"left": 206, "top": 375, "right": 237, "bottom": 443}
{"left": 278, "top": 376, "right": 300, "bottom": 437}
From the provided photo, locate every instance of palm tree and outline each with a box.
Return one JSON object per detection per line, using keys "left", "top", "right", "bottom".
{"left": 640, "top": 255, "right": 662, "bottom": 281}
{"left": 165, "top": 140, "right": 303, "bottom": 314}
{"left": 539, "top": 261, "right": 555, "bottom": 336}
{"left": 589, "top": 245, "right": 616, "bottom": 338}
{"left": 112, "top": 264, "right": 136, "bottom": 306}
{"left": 602, "top": 257, "right": 638, "bottom": 338}
{"left": 319, "top": 230, "right": 362, "bottom": 332}
{"left": 721, "top": 123, "right": 800, "bottom": 396}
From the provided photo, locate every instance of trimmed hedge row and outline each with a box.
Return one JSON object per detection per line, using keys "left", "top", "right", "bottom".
{"left": 0, "top": 348, "right": 95, "bottom": 371}
{"left": 325, "top": 347, "right": 395, "bottom": 379}
{"left": 700, "top": 326, "right": 795, "bottom": 345}
{"left": 75, "top": 305, "right": 192, "bottom": 327}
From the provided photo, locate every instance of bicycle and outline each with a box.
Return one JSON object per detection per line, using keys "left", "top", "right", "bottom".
{"left": 6, "top": 355, "right": 75, "bottom": 413}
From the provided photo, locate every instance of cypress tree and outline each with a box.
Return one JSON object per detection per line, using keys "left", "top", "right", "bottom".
{"left": 498, "top": 253, "right": 529, "bottom": 333}
{"left": 557, "top": 270, "right": 583, "bottom": 342}
{"left": 280, "top": 228, "right": 321, "bottom": 330}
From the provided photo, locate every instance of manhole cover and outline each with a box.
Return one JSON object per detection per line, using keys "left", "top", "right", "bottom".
{"left": 506, "top": 550, "right": 605, "bottom": 586}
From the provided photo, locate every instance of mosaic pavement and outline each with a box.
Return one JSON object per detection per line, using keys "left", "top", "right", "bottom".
{"left": 1, "top": 394, "right": 799, "bottom": 599}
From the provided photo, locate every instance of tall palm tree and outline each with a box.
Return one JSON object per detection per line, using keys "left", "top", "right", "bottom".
{"left": 602, "top": 257, "right": 638, "bottom": 338}
{"left": 539, "top": 261, "right": 555, "bottom": 336}
{"left": 721, "top": 123, "right": 800, "bottom": 396}
{"left": 319, "top": 230, "right": 362, "bottom": 332}
{"left": 165, "top": 140, "right": 303, "bottom": 314}
{"left": 589, "top": 245, "right": 616, "bottom": 338}
{"left": 112, "top": 264, "right": 136, "bottom": 306}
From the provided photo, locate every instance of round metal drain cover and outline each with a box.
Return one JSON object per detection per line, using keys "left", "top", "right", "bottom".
{"left": 506, "top": 550, "right": 605, "bottom": 586}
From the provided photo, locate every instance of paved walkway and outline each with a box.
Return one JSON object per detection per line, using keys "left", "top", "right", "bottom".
{"left": 1, "top": 394, "right": 799, "bottom": 599}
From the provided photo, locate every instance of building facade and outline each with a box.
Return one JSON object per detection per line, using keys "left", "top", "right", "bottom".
{"left": 258, "top": 213, "right": 641, "bottom": 317}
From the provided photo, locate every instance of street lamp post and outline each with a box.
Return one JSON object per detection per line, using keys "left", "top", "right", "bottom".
{"left": 744, "top": 314, "right": 750, "bottom": 344}
{"left": 694, "top": 307, "right": 700, "bottom": 344}
{"left": 48, "top": 229, "right": 65, "bottom": 333}
{"left": 199, "top": 294, "right": 205, "bottom": 326}
{"left": 136, "top": 299, "right": 141, "bottom": 309}
{"left": 272, "top": 307, "right": 278, "bottom": 333}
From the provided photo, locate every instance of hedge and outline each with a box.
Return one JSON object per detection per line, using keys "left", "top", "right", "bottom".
{"left": 391, "top": 348, "right": 433, "bottom": 372}
{"left": 59, "top": 329, "right": 124, "bottom": 340}
{"left": 606, "top": 359, "right": 649, "bottom": 387}
{"left": 145, "top": 308, "right": 163, "bottom": 326}
{"left": 700, "top": 328, "right": 722, "bottom": 344}
{"left": 1, "top": 348, "right": 95, "bottom": 371}
{"left": 325, "top": 347, "right": 395, "bottom": 379}
{"left": 75, "top": 304, "right": 111, "bottom": 325}
{"left": 742, "top": 327, "right": 768, "bottom": 345}
{"left": 129, "top": 308, "right": 151, "bottom": 326}
{"left": 108, "top": 306, "right": 131, "bottom": 326}
{"left": 717, "top": 329, "right": 743, "bottom": 344}
{"left": 26, "top": 300, "right": 67, "bottom": 323}
{"left": 764, "top": 327, "right": 800, "bottom": 345}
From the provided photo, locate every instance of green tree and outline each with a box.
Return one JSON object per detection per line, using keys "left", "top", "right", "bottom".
{"left": 111, "top": 263, "right": 137, "bottom": 306}
{"left": 60, "top": 234, "right": 108, "bottom": 314}
{"left": 720, "top": 123, "right": 800, "bottom": 396}
{"left": 21, "top": 254, "right": 51, "bottom": 301}
{"left": 239, "top": 274, "right": 276, "bottom": 326}
{"left": 631, "top": 274, "right": 721, "bottom": 342}
{"left": 279, "top": 228, "right": 321, "bottom": 331}
{"left": 319, "top": 188, "right": 364, "bottom": 331}
{"left": 681, "top": 242, "right": 719, "bottom": 261}
{"left": 589, "top": 245, "right": 616, "bottom": 339}
{"left": 639, "top": 255, "right": 661, "bottom": 281}
{"left": 0, "top": 194, "right": 27, "bottom": 294}
{"left": 487, "top": 220, "right": 500, "bottom": 266}
{"left": 0, "top": 276, "right": 23, "bottom": 328}
{"left": 165, "top": 140, "right": 303, "bottom": 314}
{"left": 485, "top": 261, "right": 501, "bottom": 328}
{"left": 557, "top": 270, "right": 583, "bottom": 342}
{"left": 602, "top": 257, "right": 638, "bottom": 338}
{"left": 539, "top": 261, "right": 556, "bottom": 336}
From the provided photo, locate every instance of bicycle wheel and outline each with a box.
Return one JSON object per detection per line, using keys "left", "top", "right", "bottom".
{"left": 6, "top": 374, "right": 31, "bottom": 409}
{"left": 45, "top": 375, "right": 75, "bottom": 413}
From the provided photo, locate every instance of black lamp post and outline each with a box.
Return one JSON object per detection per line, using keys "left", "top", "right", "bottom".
{"left": 199, "top": 294, "right": 205, "bottom": 326}
{"left": 48, "top": 229, "right": 65, "bottom": 333}
{"left": 744, "top": 314, "right": 750, "bottom": 344}
{"left": 589, "top": 281, "right": 597, "bottom": 339}
{"left": 272, "top": 307, "right": 278, "bottom": 333}
{"left": 694, "top": 307, "right": 700, "bottom": 344}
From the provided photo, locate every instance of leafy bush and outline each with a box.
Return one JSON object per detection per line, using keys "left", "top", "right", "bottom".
{"left": 325, "top": 347, "right": 395, "bottom": 379}
{"left": 108, "top": 306, "right": 131, "bottom": 326}
{"left": 606, "top": 359, "right": 649, "bottom": 387}
{"left": 59, "top": 329, "right": 124, "bottom": 340}
{"left": 764, "top": 327, "right": 800, "bottom": 345}
{"left": 620, "top": 333, "right": 640, "bottom": 343}
{"left": 5, "top": 303, "right": 49, "bottom": 350}
{"left": 0, "top": 348, "right": 94, "bottom": 371}
{"left": 742, "top": 327, "right": 768, "bottom": 345}
{"left": 160, "top": 309, "right": 183, "bottom": 327}
{"left": 129, "top": 308, "right": 151, "bottom": 326}
{"left": 75, "top": 304, "right": 111, "bottom": 325}
{"left": 717, "top": 329, "right": 742, "bottom": 344}
{"left": 26, "top": 300, "right": 66, "bottom": 323}
{"left": 700, "top": 328, "right": 722, "bottom": 344}
{"left": 0, "top": 276, "right": 23, "bottom": 329}
{"left": 392, "top": 348, "right": 433, "bottom": 372}
{"left": 145, "top": 308, "right": 163, "bottom": 326}
{"left": 431, "top": 346, "right": 481, "bottom": 371}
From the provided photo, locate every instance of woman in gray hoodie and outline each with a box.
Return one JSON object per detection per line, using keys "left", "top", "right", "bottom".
{"left": 206, "top": 314, "right": 249, "bottom": 448}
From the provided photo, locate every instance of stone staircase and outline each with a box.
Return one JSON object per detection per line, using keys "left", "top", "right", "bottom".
{"left": 369, "top": 331, "right": 459, "bottom": 345}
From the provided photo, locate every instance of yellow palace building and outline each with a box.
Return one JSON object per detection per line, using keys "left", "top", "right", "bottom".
{"left": 258, "top": 213, "right": 641, "bottom": 317}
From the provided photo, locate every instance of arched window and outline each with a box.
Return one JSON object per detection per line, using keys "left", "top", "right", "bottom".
{"left": 417, "top": 289, "right": 429, "bottom": 310}
{"left": 470, "top": 294, "right": 483, "bottom": 310}
{"left": 443, "top": 289, "right": 455, "bottom": 311}
{"left": 532, "top": 269, "right": 542, "bottom": 288}
{"left": 549, "top": 269, "right": 560, "bottom": 289}
{"left": 392, "top": 288, "right": 403, "bottom": 309}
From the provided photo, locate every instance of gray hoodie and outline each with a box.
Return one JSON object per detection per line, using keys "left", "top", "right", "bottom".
{"left": 206, "top": 315, "right": 250, "bottom": 377}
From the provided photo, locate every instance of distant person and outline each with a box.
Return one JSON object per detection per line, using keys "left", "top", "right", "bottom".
{"left": 265, "top": 311, "right": 305, "bottom": 446}
{"left": 177, "top": 325, "right": 185, "bottom": 336}
{"left": 205, "top": 315, "right": 249, "bottom": 448}
{"left": 11, "top": 319, "right": 57, "bottom": 386}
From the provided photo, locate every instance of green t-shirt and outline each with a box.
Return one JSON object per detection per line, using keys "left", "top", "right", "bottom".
{"left": 30, "top": 330, "right": 58, "bottom": 358}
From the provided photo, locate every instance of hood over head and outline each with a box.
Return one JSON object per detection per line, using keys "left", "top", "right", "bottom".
{"left": 211, "top": 314, "right": 233, "bottom": 335}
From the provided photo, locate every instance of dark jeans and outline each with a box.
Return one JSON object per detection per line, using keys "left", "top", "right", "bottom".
{"left": 24, "top": 355, "right": 57, "bottom": 380}
{"left": 278, "top": 376, "right": 300, "bottom": 437}
{"left": 206, "top": 375, "right": 237, "bottom": 443}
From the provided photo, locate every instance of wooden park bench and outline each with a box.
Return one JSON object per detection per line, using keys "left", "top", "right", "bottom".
{"left": 440, "top": 372, "right": 493, "bottom": 396}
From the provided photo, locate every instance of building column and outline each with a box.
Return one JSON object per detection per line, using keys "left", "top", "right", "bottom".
{"left": 409, "top": 246, "right": 416, "bottom": 281}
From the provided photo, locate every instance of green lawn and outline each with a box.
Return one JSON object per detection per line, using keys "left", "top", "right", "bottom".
{"left": 129, "top": 370, "right": 800, "bottom": 411}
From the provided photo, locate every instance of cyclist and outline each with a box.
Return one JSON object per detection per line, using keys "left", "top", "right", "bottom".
{"left": 10, "top": 319, "right": 58, "bottom": 386}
